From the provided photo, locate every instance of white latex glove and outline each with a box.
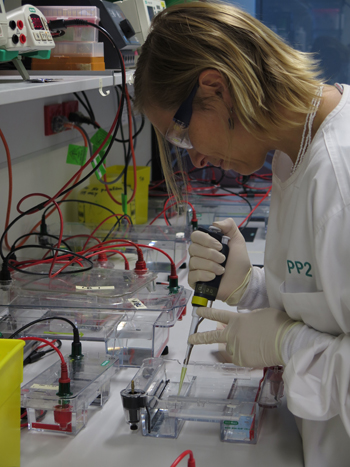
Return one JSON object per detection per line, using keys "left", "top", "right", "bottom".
{"left": 188, "top": 218, "right": 252, "bottom": 305}
{"left": 188, "top": 307, "right": 300, "bottom": 368}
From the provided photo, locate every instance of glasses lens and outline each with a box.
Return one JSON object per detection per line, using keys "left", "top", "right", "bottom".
{"left": 165, "top": 83, "right": 199, "bottom": 149}
{"left": 165, "top": 120, "right": 193, "bottom": 149}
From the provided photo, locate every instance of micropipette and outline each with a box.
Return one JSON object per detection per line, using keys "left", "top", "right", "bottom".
{"left": 179, "top": 226, "right": 230, "bottom": 393}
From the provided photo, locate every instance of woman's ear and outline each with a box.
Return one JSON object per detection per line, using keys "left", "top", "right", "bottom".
{"left": 198, "top": 69, "right": 232, "bottom": 107}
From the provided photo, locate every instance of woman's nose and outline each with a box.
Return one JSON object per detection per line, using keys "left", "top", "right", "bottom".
{"left": 187, "top": 150, "right": 206, "bottom": 168}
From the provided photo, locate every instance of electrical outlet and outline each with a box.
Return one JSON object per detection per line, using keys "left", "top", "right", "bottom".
{"left": 44, "top": 103, "right": 63, "bottom": 136}
{"left": 44, "top": 100, "right": 78, "bottom": 135}
{"left": 62, "top": 100, "right": 78, "bottom": 120}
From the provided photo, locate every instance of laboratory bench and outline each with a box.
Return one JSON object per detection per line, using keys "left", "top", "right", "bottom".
{"left": 18, "top": 225, "right": 304, "bottom": 467}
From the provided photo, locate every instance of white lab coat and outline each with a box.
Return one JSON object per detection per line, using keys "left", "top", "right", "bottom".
{"left": 240, "top": 84, "right": 350, "bottom": 466}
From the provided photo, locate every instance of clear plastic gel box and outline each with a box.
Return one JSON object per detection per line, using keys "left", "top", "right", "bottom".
{"left": 2, "top": 267, "right": 158, "bottom": 309}
{"left": 107, "top": 285, "right": 192, "bottom": 366}
{"left": 21, "top": 353, "right": 116, "bottom": 435}
{"left": 47, "top": 223, "right": 192, "bottom": 273}
{"left": 121, "top": 359, "right": 284, "bottom": 444}
{"left": 0, "top": 285, "right": 191, "bottom": 367}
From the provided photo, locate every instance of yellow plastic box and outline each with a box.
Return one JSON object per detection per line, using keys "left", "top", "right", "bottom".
{"left": 111, "top": 165, "right": 151, "bottom": 224}
{"left": 0, "top": 339, "right": 25, "bottom": 467}
{"left": 78, "top": 165, "right": 150, "bottom": 226}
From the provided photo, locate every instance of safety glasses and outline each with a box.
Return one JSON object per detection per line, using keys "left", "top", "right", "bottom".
{"left": 165, "top": 83, "right": 199, "bottom": 149}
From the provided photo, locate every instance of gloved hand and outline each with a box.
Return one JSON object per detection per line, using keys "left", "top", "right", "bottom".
{"left": 188, "top": 218, "right": 252, "bottom": 305}
{"left": 188, "top": 307, "right": 300, "bottom": 368}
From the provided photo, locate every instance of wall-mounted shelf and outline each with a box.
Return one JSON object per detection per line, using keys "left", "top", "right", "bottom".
{"left": 0, "top": 70, "right": 134, "bottom": 105}
{"left": 0, "top": 69, "right": 135, "bottom": 165}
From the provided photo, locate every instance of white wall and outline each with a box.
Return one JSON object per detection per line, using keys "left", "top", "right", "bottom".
{"left": 0, "top": 92, "right": 151, "bottom": 258}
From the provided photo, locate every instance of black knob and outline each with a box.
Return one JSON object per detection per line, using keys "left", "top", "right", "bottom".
{"left": 119, "top": 18, "right": 135, "bottom": 39}
{"left": 9, "top": 21, "right": 16, "bottom": 30}
{"left": 12, "top": 34, "right": 19, "bottom": 44}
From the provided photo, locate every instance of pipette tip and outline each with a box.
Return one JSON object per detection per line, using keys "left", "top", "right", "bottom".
{"left": 178, "top": 365, "right": 188, "bottom": 395}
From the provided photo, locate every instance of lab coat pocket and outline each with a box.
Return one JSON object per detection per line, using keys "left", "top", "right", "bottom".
{"left": 280, "top": 283, "right": 342, "bottom": 334}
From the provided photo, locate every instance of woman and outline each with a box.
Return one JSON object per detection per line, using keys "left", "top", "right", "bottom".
{"left": 133, "top": 2, "right": 350, "bottom": 465}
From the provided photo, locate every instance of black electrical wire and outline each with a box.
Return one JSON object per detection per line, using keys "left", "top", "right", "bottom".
{"left": 101, "top": 214, "right": 133, "bottom": 242}
{"left": 73, "top": 92, "right": 94, "bottom": 121}
{"left": 82, "top": 90, "right": 96, "bottom": 123}
{"left": 216, "top": 186, "right": 253, "bottom": 230}
{"left": 42, "top": 199, "right": 117, "bottom": 219}
{"left": 44, "top": 20, "right": 127, "bottom": 196}
{"left": 216, "top": 168, "right": 227, "bottom": 185}
{"left": 9, "top": 232, "right": 72, "bottom": 251}
{"left": 86, "top": 84, "right": 140, "bottom": 189}
{"left": 221, "top": 171, "right": 241, "bottom": 182}
{"left": 7, "top": 244, "right": 93, "bottom": 276}
{"left": 74, "top": 86, "right": 145, "bottom": 149}
{"left": 8, "top": 316, "right": 80, "bottom": 341}
{"left": 95, "top": 86, "right": 130, "bottom": 189}
{"left": 51, "top": 30, "right": 65, "bottom": 38}
{"left": 0, "top": 21, "right": 127, "bottom": 263}
{"left": 115, "top": 86, "right": 131, "bottom": 198}
{"left": 71, "top": 122, "right": 93, "bottom": 160}
{"left": 24, "top": 339, "right": 62, "bottom": 365}
{"left": 116, "top": 85, "right": 130, "bottom": 198}
{"left": 182, "top": 177, "right": 254, "bottom": 230}
{"left": 114, "top": 85, "right": 145, "bottom": 142}
{"left": 162, "top": 197, "right": 172, "bottom": 227}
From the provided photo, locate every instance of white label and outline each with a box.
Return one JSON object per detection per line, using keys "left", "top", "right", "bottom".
{"left": 31, "top": 384, "right": 59, "bottom": 391}
{"left": 128, "top": 298, "right": 147, "bottom": 309}
{"left": 76, "top": 285, "right": 115, "bottom": 291}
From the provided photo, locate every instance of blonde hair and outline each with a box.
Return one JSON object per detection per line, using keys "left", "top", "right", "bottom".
{"left": 134, "top": 1, "right": 323, "bottom": 200}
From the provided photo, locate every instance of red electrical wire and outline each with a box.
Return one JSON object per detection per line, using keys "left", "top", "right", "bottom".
{"left": 163, "top": 196, "right": 177, "bottom": 224}
{"left": 15, "top": 194, "right": 64, "bottom": 277}
{"left": 136, "top": 243, "right": 177, "bottom": 277}
{"left": 240, "top": 184, "right": 270, "bottom": 191}
{"left": 15, "top": 169, "right": 82, "bottom": 249}
{"left": 149, "top": 196, "right": 197, "bottom": 226}
{"left": 82, "top": 238, "right": 140, "bottom": 253}
{"left": 19, "top": 337, "right": 65, "bottom": 364}
{"left": 237, "top": 185, "right": 272, "bottom": 228}
{"left": 49, "top": 99, "right": 123, "bottom": 206}
{"left": 149, "top": 169, "right": 199, "bottom": 192}
{"left": 14, "top": 249, "right": 86, "bottom": 268}
{"left": 149, "top": 202, "right": 177, "bottom": 225}
{"left": 80, "top": 238, "right": 176, "bottom": 275}
{"left": 4, "top": 128, "right": 83, "bottom": 251}
{"left": 163, "top": 196, "right": 197, "bottom": 220}
{"left": 82, "top": 239, "right": 143, "bottom": 264}
{"left": 170, "top": 450, "right": 195, "bottom": 467}
{"left": 82, "top": 214, "right": 130, "bottom": 249}
{"left": 14, "top": 94, "right": 123, "bottom": 253}
{"left": 63, "top": 122, "right": 89, "bottom": 147}
{"left": 36, "top": 339, "right": 58, "bottom": 350}
{"left": 103, "top": 86, "right": 138, "bottom": 207}
{"left": 1, "top": 128, "right": 13, "bottom": 251}
{"left": 19, "top": 337, "right": 71, "bottom": 409}
{"left": 14, "top": 111, "right": 118, "bottom": 253}
{"left": 194, "top": 192, "right": 265, "bottom": 198}
{"left": 85, "top": 248, "right": 130, "bottom": 269}
{"left": 21, "top": 409, "right": 28, "bottom": 428}
{"left": 61, "top": 234, "right": 101, "bottom": 245}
